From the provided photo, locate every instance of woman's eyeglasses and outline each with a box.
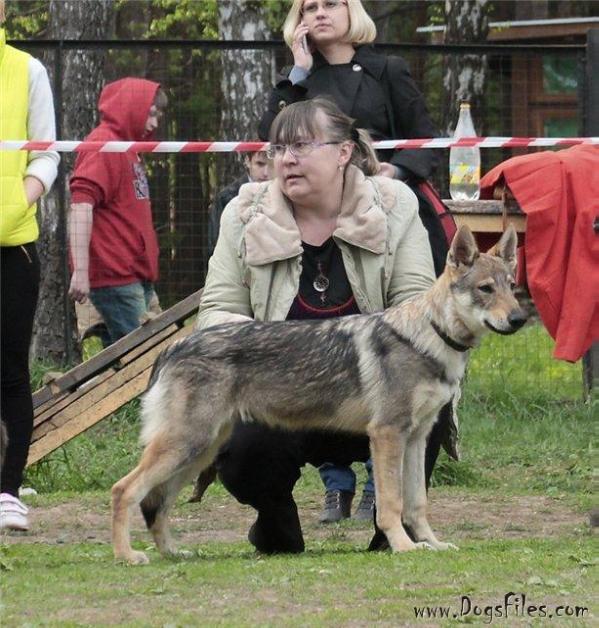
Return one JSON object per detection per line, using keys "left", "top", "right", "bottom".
{"left": 301, "top": 0, "right": 347, "bottom": 17}
{"left": 266, "top": 140, "right": 341, "bottom": 160}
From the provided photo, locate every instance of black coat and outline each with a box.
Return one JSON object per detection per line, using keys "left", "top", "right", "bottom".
{"left": 258, "top": 45, "right": 440, "bottom": 180}
{"left": 208, "top": 174, "right": 249, "bottom": 256}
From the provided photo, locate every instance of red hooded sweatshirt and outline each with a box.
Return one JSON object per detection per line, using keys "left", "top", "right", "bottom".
{"left": 69, "top": 78, "right": 160, "bottom": 288}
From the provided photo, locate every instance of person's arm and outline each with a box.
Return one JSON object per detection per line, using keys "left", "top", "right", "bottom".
{"left": 68, "top": 202, "right": 93, "bottom": 304}
{"left": 25, "top": 58, "right": 60, "bottom": 198}
{"left": 196, "top": 200, "right": 254, "bottom": 330}
{"left": 386, "top": 183, "right": 436, "bottom": 307}
{"left": 385, "top": 56, "right": 441, "bottom": 181}
{"left": 257, "top": 67, "right": 308, "bottom": 141}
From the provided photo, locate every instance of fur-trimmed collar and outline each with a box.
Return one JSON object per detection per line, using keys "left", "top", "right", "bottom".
{"left": 236, "top": 165, "right": 398, "bottom": 266}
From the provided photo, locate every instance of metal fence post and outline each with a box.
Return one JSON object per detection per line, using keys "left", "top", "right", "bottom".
{"left": 583, "top": 28, "right": 599, "bottom": 398}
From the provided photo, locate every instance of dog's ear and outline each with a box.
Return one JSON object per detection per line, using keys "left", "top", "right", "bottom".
{"left": 447, "top": 225, "right": 479, "bottom": 269}
{"left": 488, "top": 224, "right": 518, "bottom": 274}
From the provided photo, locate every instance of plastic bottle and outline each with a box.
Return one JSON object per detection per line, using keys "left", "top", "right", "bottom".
{"left": 449, "top": 102, "right": 481, "bottom": 201}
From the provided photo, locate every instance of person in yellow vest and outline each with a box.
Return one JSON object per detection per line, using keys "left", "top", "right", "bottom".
{"left": 0, "top": 0, "right": 60, "bottom": 531}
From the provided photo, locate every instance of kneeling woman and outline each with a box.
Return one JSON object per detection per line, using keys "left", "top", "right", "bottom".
{"left": 197, "top": 97, "right": 436, "bottom": 552}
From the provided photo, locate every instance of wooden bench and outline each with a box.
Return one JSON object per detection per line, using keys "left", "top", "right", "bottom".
{"left": 28, "top": 290, "right": 202, "bottom": 466}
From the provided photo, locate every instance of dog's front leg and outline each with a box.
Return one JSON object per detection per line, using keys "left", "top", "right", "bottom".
{"left": 402, "top": 430, "right": 458, "bottom": 551}
{"left": 368, "top": 424, "right": 427, "bottom": 552}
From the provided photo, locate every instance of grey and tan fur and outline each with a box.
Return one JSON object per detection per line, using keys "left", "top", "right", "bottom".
{"left": 112, "top": 225, "right": 527, "bottom": 564}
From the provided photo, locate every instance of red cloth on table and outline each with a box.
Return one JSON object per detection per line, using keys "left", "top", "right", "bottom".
{"left": 480, "top": 145, "right": 599, "bottom": 362}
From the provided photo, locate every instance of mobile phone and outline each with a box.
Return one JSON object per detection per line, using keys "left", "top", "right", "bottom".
{"left": 301, "top": 34, "right": 308, "bottom": 54}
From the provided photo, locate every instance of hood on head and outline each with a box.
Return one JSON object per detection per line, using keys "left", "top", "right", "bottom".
{"left": 98, "top": 77, "right": 160, "bottom": 140}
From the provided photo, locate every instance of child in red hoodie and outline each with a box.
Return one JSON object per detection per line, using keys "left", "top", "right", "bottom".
{"left": 69, "top": 78, "right": 167, "bottom": 346}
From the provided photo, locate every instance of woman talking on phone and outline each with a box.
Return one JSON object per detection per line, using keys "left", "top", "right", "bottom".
{"left": 258, "top": 0, "right": 457, "bottom": 533}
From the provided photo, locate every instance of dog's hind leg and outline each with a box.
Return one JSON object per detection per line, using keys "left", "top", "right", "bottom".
{"left": 112, "top": 434, "right": 190, "bottom": 565}
{"left": 141, "top": 430, "right": 231, "bottom": 559}
{"left": 402, "top": 430, "right": 458, "bottom": 551}
{"left": 368, "top": 424, "right": 424, "bottom": 552}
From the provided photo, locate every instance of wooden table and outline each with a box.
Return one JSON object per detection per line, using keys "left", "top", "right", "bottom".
{"left": 444, "top": 199, "right": 526, "bottom": 233}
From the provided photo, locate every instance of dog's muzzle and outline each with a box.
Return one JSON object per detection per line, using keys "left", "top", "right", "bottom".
{"left": 485, "top": 309, "right": 528, "bottom": 335}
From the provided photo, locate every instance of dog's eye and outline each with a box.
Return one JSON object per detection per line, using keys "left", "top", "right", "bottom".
{"left": 510, "top": 281, "right": 516, "bottom": 291}
{"left": 478, "top": 284, "right": 494, "bottom": 294}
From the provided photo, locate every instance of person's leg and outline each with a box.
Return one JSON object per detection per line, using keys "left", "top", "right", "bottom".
{"left": 216, "top": 422, "right": 305, "bottom": 553}
{"left": 364, "top": 458, "right": 375, "bottom": 493}
{"left": 317, "top": 464, "right": 355, "bottom": 522}
{"left": 0, "top": 244, "right": 40, "bottom": 529}
{"left": 354, "top": 458, "right": 376, "bottom": 520}
{"left": 318, "top": 464, "right": 356, "bottom": 494}
{"left": 89, "top": 282, "right": 147, "bottom": 346}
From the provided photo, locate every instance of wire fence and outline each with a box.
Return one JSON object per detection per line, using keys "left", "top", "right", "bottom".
{"left": 15, "top": 38, "right": 591, "bottom": 398}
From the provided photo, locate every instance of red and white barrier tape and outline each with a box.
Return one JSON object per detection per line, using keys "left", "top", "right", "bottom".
{"left": 1, "top": 137, "right": 598, "bottom": 152}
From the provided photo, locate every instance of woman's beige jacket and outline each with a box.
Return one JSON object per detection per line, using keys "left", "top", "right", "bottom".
{"left": 197, "top": 164, "right": 435, "bottom": 329}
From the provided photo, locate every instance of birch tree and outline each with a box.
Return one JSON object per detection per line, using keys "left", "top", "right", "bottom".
{"left": 32, "top": 0, "right": 114, "bottom": 364}
{"left": 217, "top": 0, "right": 274, "bottom": 181}
{"left": 443, "top": 0, "right": 490, "bottom": 134}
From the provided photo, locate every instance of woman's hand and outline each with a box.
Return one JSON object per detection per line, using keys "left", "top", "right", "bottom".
{"left": 23, "top": 176, "right": 45, "bottom": 206}
{"left": 378, "top": 162, "right": 397, "bottom": 179}
{"left": 291, "top": 22, "right": 313, "bottom": 71}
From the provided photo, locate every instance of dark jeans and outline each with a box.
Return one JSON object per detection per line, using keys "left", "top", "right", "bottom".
{"left": 216, "top": 405, "right": 450, "bottom": 553}
{"left": 0, "top": 243, "right": 40, "bottom": 496}
{"left": 90, "top": 281, "right": 155, "bottom": 347}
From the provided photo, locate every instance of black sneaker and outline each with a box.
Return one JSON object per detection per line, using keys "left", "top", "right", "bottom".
{"left": 353, "top": 490, "right": 375, "bottom": 521}
{"left": 318, "top": 490, "right": 353, "bottom": 524}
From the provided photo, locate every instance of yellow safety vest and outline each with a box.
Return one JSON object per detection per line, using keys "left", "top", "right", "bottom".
{"left": 0, "top": 28, "right": 38, "bottom": 246}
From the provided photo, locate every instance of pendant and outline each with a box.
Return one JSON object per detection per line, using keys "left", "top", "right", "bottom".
{"left": 313, "top": 261, "right": 329, "bottom": 293}
{"left": 313, "top": 274, "right": 330, "bottom": 293}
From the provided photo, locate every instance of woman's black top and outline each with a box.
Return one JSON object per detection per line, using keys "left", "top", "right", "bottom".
{"left": 286, "top": 238, "right": 360, "bottom": 320}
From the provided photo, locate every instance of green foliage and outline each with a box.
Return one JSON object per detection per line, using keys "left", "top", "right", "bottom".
{"left": 264, "top": 0, "right": 289, "bottom": 36}
{"left": 144, "top": 0, "right": 218, "bottom": 39}
{"left": 3, "top": 0, "right": 48, "bottom": 38}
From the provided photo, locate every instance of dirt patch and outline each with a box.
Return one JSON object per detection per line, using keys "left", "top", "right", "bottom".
{"left": 1, "top": 489, "right": 584, "bottom": 549}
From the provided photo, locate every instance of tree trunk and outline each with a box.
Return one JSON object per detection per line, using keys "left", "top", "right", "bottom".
{"left": 442, "top": 0, "right": 490, "bottom": 134}
{"left": 32, "top": 0, "right": 114, "bottom": 365}
{"left": 217, "top": 0, "right": 274, "bottom": 183}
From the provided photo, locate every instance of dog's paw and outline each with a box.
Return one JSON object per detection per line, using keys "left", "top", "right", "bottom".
{"left": 435, "top": 541, "right": 459, "bottom": 551}
{"left": 165, "top": 548, "right": 194, "bottom": 560}
{"left": 121, "top": 550, "right": 150, "bottom": 565}
{"left": 418, "top": 540, "right": 459, "bottom": 551}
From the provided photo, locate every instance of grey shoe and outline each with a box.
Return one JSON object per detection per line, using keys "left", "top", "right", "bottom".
{"left": 353, "top": 490, "right": 375, "bottom": 521}
{"left": 318, "top": 490, "right": 353, "bottom": 524}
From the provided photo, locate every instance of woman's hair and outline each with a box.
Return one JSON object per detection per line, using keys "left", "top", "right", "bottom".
{"left": 269, "top": 97, "right": 379, "bottom": 176}
{"left": 283, "top": 0, "right": 376, "bottom": 48}
{"left": 0, "top": 0, "right": 5, "bottom": 24}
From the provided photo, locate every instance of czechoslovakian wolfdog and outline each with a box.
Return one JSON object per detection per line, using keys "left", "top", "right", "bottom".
{"left": 112, "top": 225, "right": 527, "bottom": 564}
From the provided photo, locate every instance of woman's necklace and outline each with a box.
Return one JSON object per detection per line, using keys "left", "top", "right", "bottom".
{"left": 313, "top": 261, "right": 330, "bottom": 305}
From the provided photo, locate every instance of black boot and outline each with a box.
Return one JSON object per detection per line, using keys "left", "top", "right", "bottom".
{"left": 318, "top": 490, "right": 353, "bottom": 524}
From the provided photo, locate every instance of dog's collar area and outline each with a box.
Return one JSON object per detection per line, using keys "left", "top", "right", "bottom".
{"left": 430, "top": 321, "right": 472, "bottom": 352}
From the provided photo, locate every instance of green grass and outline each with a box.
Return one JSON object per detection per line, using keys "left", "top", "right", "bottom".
{"left": 2, "top": 535, "right": 596, "bottom": 626}
{"left": 5, "top": 323, "right": 595, "bottom": 626}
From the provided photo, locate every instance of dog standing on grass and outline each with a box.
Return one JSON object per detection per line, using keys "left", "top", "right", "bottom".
{"left": 111, "top": 225, "right": 527, "bottom": 564}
